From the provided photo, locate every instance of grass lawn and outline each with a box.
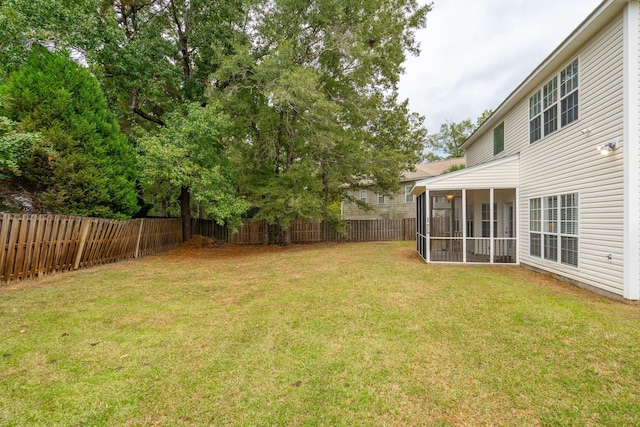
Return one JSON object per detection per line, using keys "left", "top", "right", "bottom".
{"left": 1, "top": 241, "right": 640, "bottom": 426}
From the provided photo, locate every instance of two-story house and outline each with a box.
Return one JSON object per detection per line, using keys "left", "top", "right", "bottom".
{"left": 342, "top": 158, "right": 464, "bottom": 220}
{"left": 411, "top": 0, "right": 640, "bottom": 301}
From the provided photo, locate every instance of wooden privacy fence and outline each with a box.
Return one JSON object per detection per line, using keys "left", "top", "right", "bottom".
{"left": 192, "top": 218, "right": 416, "bottom": 245}
{"left": 0, "top": 214, "right": 181, "bottom": 284}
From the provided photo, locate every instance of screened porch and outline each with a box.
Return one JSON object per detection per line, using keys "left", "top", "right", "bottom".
{"left": 412, "top": 155, "right": 520, "bottom": 265}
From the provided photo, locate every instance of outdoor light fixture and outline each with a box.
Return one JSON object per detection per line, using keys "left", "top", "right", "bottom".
{"left": 581, "top": 127, "right": 592, "bottom": 134}
{"left": 597, "top": 139, "right": 618, "bottom": 155}
{"left": 446, "top": 194, "right": 454, "bottom": 200}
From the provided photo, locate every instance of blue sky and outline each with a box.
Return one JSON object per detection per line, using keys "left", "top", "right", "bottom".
{"left": 398, "top": 0, "right": 604, "bottom": 133}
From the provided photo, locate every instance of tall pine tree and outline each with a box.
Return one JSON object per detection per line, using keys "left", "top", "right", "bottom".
{"left": 0, "top": 46, "right": 138, "bottom": 219}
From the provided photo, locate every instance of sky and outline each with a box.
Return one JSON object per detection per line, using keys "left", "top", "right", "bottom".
{"left": 398, "top": 0, "right": 604, "bottom": 133}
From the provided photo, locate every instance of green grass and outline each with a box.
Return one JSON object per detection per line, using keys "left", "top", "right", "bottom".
{"left": 1, "top": 241, "right": 639, "bottom": 426}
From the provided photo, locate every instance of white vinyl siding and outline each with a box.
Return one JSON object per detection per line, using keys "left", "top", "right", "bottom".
{"left": 446, "top": 6, "right": 627, "bottom": 296}
{"left": 519, "top": 15, "right": 625, "bottom": 295}
{"left": 466, "top": 103, "right": 528, "bottom": 167}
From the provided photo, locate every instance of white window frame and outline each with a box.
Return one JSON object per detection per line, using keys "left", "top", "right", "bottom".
{"left": 529, "top": 194, "right": 578, "bottom": 267}
{"left": 529, "top": 58, "right": 579, "bottom": 144}
{"left": 481, "top": 203, "right": 497, "bottom": 238}
{"left": 378, "top": 194, "right": 385, "bottom": 204}
{"left": 359, "top": 190, "right": 367, "bottom": 203}
{"left": 405, "top": 186, "right": 414, "bottom": 203}
{"left": 529, "top": 198, "right": 542, "bottom": 257}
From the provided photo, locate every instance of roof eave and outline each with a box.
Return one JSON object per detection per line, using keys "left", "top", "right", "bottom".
{"left": 462, "top": 0, "right": 624, "bottom": 150}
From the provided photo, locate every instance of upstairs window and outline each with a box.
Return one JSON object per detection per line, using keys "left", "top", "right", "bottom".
{"left": 493, "top": 122, "right": 504, "bottom": 155}
{"left": 529, "top": 92, "right": 542, "bottom": 144}
{"left": 560, "top": 59, "right": 579, "bottom": 126}
{"left": 529, "top": 58, "right": 579, "bottom": 144}
{"left": 543, "top": 77, "right": 558, "bottom": 136}
{"left": 359, "top": 190, "right": 367, "bottom": 203}
{"left": 378, "top": 194, "right": 385, "bottom": 204}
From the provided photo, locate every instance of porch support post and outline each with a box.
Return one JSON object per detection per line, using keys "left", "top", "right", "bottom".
{"left": 426, "top": 190, "right": 431, "bottom": 263}
{"left": 623, "top": 0, "right": 640, "bottom": 300}
{"left": 462, "top": 189, "right": 467, "bottom": 263}
{"left": 490, "top": 188, "right": 495, "bottom": 264}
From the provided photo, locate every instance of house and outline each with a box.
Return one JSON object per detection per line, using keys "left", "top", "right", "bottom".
{"left": 342, "top": 158, "right": 464, "bottom": 220}
{"left": 411, "top": 0, "right": 640, "bottom": 301}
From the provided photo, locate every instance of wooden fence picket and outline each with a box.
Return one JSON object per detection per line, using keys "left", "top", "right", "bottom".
{"left": 0, "top": 214, "right": 182, "bottom": 285}
{"left": 1, "top": 213, "right": 415, "bottom": 285}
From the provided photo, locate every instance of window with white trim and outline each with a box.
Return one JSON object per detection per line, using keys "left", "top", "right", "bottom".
{"left": 560, "top": 60, "right": 579, "bottom": 126}
{"left": 529, "top": 193, "right": 578, "bottom": 266}
{"left": 481, "top": 203, "right": 497, "bottom": 238}
{"left": 359, "top": 190, "right": 367, "bottom": 203}
{"left": 560, "top": 193, "right": 578, "bottom": 266}
{"left": 529, "top": 198, "right": 542, "bottom": 257}
{"left": 405, "top": 186, "right": 414, "bottom": 203}
{"left": 529, "top": 92, "right": 542, "bottom": 143}
{"left": 466, "top": 205, "right": 474, "bottom": 237}
{"left": 378, "top": 194, "right": 385, "bottom": 204}
{"left": 529, "top": 58, "right": 579, "bottom": 144}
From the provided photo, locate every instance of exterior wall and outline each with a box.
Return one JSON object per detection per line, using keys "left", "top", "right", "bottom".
{"left": 342, "top": 182, "right": 416, "bottom": 219}
{"left": 517, "top": 14, "right": 626, "bottom": 296}
{"left": 466, "top": 104, "right": 528, "bottom": 167}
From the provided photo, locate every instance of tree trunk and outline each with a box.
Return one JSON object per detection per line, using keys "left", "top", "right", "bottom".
{"left": 180, "top": 186, "right": 191, "bottom": 242}
{"left": 281, "top": 227, "right": 291, "bottom": 246}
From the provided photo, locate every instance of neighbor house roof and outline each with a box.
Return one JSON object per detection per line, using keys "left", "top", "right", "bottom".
{"left": 344, "top": 157, "right": 466, "bottom": 188}
{"left": 401, "top": 157, "right": 465, "bottom": 182}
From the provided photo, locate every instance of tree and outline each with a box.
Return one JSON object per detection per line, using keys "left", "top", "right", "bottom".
{"left": 216, "top": 0, "right": 429, "bottom": 244}
{"left": 0, "top": 115, "right": 42, "bottom": 179}
{"left": 0, "top": 0, "right": 101, "bottom": 78}
{"left": 88, "top": 0, "right": 247, "bottom": 239}
{"left": 0, "top": 46, "right": 138, "bottom": 218}
{"left": 137, "top": 102, "right": 249, "bottom": 230}
{"left": 425, "top": 109, "right": 493, "bottom": 160}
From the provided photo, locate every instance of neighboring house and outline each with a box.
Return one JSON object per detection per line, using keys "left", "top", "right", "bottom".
{"left": 342, "top": 158, "right": 464, "bottom": 220}
{"left": 411, "top": 0, "right": 640, "bottom": 301}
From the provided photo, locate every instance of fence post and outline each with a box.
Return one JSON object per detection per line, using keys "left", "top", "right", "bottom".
{"left": 74, "top": 219, "right": 92, "bottom": 270}
{"left": 135, "top": 218, "right": 144, "bottom": 258}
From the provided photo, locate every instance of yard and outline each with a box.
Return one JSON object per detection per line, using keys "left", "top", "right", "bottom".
{"left": 1, "top": 240, "right": 639, "bottom": 426}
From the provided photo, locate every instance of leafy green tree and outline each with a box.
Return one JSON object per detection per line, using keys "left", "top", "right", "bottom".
{"left": 0, "top": 115, "right": 42, "bottom": 179}
{"left": 425, "top": 109, "right": 493, "bottom": 160}
{"left": 217, "top": 0, "right": 429, "bottom": 244}
{"left": 0, "top": 46, "right": 138, "bottom": 218}
{"left": 138, "top": 102, "right": 249, "bottom": 230}
{"left": 89, "top": 0, "right": 247, "bottom": 239}
{"left": 0, "top": 0, "right": 100, "bottom": 78}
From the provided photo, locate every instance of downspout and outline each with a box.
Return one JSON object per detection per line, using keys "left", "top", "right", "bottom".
{"left": 623, "top": 0, "right": 640, "bottom": 300}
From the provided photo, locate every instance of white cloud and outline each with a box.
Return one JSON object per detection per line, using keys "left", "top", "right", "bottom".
{"left": 399, "top": 0, "right": 604, "bottom": 132}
